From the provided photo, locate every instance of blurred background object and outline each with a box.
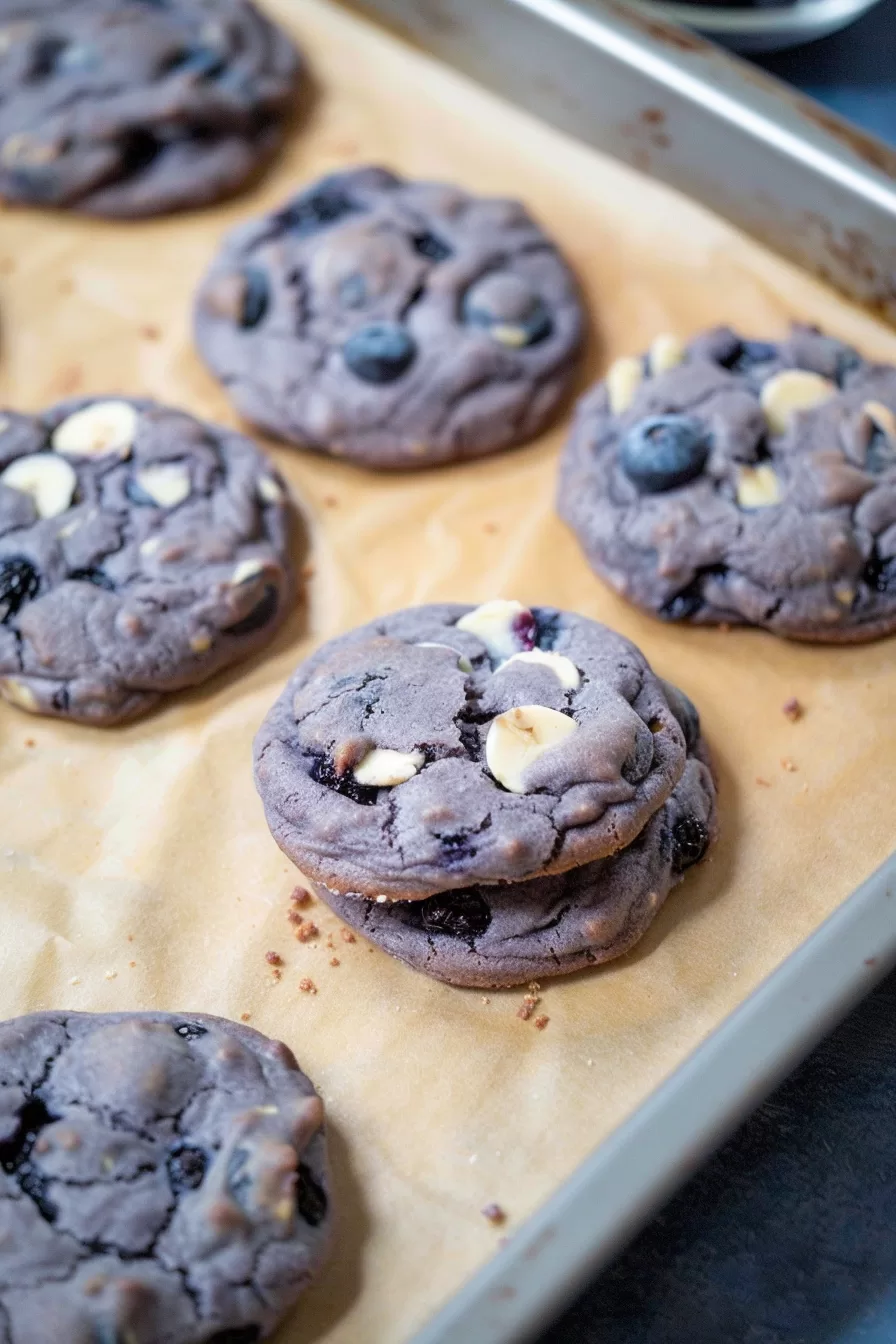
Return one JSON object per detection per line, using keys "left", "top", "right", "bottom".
{"left": 630, "top": 0, "right": 883, "bottom": 51}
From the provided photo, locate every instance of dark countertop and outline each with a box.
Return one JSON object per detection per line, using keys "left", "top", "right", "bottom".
{"left": 541, "top": 11, "right": 896, "bottom": 1341}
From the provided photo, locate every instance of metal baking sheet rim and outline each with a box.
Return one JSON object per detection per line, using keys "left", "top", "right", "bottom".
{"left": 315, "top": 2, "right": 896, "bottom": 1339}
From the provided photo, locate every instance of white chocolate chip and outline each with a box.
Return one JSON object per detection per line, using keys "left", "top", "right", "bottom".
{"left": 500, "top": 649, "right": 581, "bottom": 690}
{"left": 416, "top": 642, "right": 473, "bottom": 674}
{"left": 257, "top": 475, "right": 284, "bottom": 504}
{"left": 133, "top": 463, "right": 191, "bottom": 509}
{"left": 760, "top": 370, "right": 836, "bottom": 435}
{"left": 606, "top": 356, "right": 643, "bottom": 414}
{"left": 0, "top": 415, "right": 10, "bottom": 434}
{"left": 0, "top": 678, "right": 39, "bottom": 713}
{"left": 52, "top": 400, "right": 138, "bottom": 460}
{"left": 490, "top": 323, "right": 529, "bottom": 349}
{"left": 231, "top": 558, "right": 265, "bottom": 586}
{"left": 455, "top": 600, "right": 534, "bottom": 662}
{"left": 736, "top": 464, "right": 782, "bottom": 509}
{"left": 1, "top": 453, "right": 76, "bottom": 519}
{"left": 353, "top": 747, "right": 424, "bottom": 788}
{"left": 648, "top": 333, "right": 685, "bottom": 376}
{"left": 834, "top": 582, "right": 856, "bottom": 607}
{"left": 863, "top": 400, "right": 896, "bottom": 443}
{"left": 190, "top": 630, "right": 213, "bottom": 654}
{"left": 485, "top": 705, "right": 577, "bottom": 794}
{"left": 140, "top": 535, "right": 161, "bottom": 558}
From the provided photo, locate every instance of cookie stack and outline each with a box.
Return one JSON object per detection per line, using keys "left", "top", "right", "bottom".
{"left": 254, "top": 599, "right": 717, "bottom": 988}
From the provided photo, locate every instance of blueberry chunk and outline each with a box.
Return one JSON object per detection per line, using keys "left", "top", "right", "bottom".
{"left": 168, "top": 45, "right": 226, "bottom": 78}
{"left": 167, "top": 1144, "right": 207, "bottom": 1192}
{"left": 297, "top": 1161, "right": 328, "bottom": 1226}
{"left": 419, "top": 890, "right": 492, "bottom": 940}
{"left": 225, "top": 583, "right": 278, "bottom": 635}
{"left": 174, "top": 1022, "right": 207, "bottom": 1040}
{"left": 240, "top": 265, "right": 269, "bottom": 330}
{"left": 412, "top": 231, "right": 452, "bottom": 263}
{"left": 863, "top": 551, "right": 896, "bottom": 594}
{"left": 619, "top": 415, "right": 710, "bottom": 493}
{"left": 720, "top": 338, "right": 779, "bottom": 373}
{"left": 462, "top": 274, "right": 552, "bottom": 348}
{"left": 670, "top": 815, "right": 710, "bottom": 872}
{"left": 278, "top": 183, "right": 360, "bottom": 236}
{"left": 68, "top": 567, "right": 115, "bottom": 591}
{"left": 343, "top": 323, "right": 416, "bottom": 384}
{"left": 0, "top": 556, "right": 40, "bottom": 622}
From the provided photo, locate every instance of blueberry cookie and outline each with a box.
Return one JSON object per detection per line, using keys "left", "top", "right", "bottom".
{"left": 194, "top": 166, "right": 585, "bottom": 469}
{"left": 318, "top": 746, "right": 716, "bottom": 988}
{"left": 0, "top": 397, "right": 296, "bottom": 724}
{"left": 254, "top": 600, "right": 690, "bottom": 900}
{"left": 0, "top": 1010, "right": 331, "bottom": 1343}
{"left": 0, "top": 0, "right": 301, "bottom": 217}
{"left": 558, "top": 324, "right": 896, "bottom": 641}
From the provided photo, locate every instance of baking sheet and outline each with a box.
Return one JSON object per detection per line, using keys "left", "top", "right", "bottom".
{"left": 1, "top": 1, "right": 896, "bottom": 1340}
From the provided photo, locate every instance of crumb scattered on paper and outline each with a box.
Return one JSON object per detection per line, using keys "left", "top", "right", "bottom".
{"left": 481, "top": 1203, "right": 506, "bottom": 1226}
{"left": 782, "top": 697, "right": 804, "bottom": 722}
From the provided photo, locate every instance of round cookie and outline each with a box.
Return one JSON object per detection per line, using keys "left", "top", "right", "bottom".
{"left": 0, "top": 1010, "right": 331, "bottom": 1343}
{"left": 254, "top": 600, "right": 690, "bottom": 900}
{"left": 0, "top": 397, "right": 296, "bottom": 724}
{"left": 0, "top": 0, "right": 301, "bottom": 217}
{"left": 194, "top": 165, "right": 585, "bottom": 469}
{"left": 317, "top": 741, "right": 717, "bottom": 988}
{"left": 558, "top": 324, "right": 896, "bottom": 642}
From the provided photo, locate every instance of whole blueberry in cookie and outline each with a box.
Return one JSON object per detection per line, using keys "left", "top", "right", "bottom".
{"left": 0, "top": 0, "right": 302, "bottom": 217}
{"left": 0, "top": 1011, "right": 331, "bottom": 1341}
{"left": 0, "top": 397, "right": 297, "bottom": 724}
{"left": 195, "top": 166, "right": 585, "bottom": 469}
{"left": 558, "top": 324, "right": 896, "bottom": 641}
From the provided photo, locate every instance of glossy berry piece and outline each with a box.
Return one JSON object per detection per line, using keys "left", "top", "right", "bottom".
{"left": 240, "top": 265, "right": 269, "bottom": 329}
{"left": 174, "top": 1022, "right": 207, "bottom": 1040}
{"left": 169, "top": 45, "right": 226, "bottom": 78}
{"left": 864, "top": 552, "right": 896, "bottom": 594}
{"left": 462, "top": 274, "right": 553, "bottom": 348}
{"left": 343, "top": 323, "right": 417, "bottom": 384}
{"left": 619, "top": 415, "right": 710, "bottom": 494}
{"left": 278, "top": 183, "right": 360, "bottom": 236}
{"left": 225, "top": 583, "right": 278, "bottom": 636}
{"left": 670, "top": 815, "right": 710, "bottom": 872}
{"left": 166, "top": 1144, "right": 207, "bottom": 1192}
{"left": 68, "top": 567, "right": 114, "bottom": 591}
{"left": 0, "top": 556, "right": 40, "bottom": 623}
{"left": 297, "top": 1162, "right": 328, "bottom": 1226}
{"left": 419, "top": 890, "right": 492, "bottom": 940}
{"left": 310, "top": 754, "right": 378, "bottom": 806}
{"left": 721, "top": 339, "right": 779, "bottom": 373}
{"left": 412, "top": 231, "right": 452, "bottom": 263}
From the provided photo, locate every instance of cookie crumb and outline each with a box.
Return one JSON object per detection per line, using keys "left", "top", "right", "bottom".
{"left": 517, "top": 984, "right": 541, "bottom": 1021}
{"left": 24, "top": 737, "right": 35, "bottom": 747}
{"left": 69, "top": 977, "right": 81, "bottom": 987}
{"left": 483, "top": 521, "right": 500, "bottom": 534}
{"left": 128, "top": 961, "right": 136, "bottom": 969}
{"left": 290, "top": 886, "right": 313, "bottom": 908}
{"left": 782, "top": 697, "right": 804, "bottom": 722}
{"left": 780, "top": 757, "right": 798, "bottom": 772}
{"left": 755, "top": 777, "right": 771, "bottom": 787}
{"left": 534, "top": 1015, "right": 549, "bottom": 1031}
{"left": 322, "top": 494, "right": 339, "bottom": 508}
{"left": 240, "top": 1013, "right": 251, "bottom": 1022}
{"left": 270, "top": 968, "right": 283, "bottom": 983}
{"left": 265, "top": 951, "right": 284, "bottom": 967}
{"left": 481, "top": 1203, "right": 506, "bottom": 1226}
{"left": 140, "top": 323, "right": 161, "bottom": 341}
{"left": 326, "top": 934, "right": 336, "bottom": 950}
{"left": 287, "top": 909, "right": 304, "bottom": 926}
{"left": 300, "top": 564, "right": 315, "bottom": 580}
{"left": 127, "top": 934, "right": 134, "bottom": 942}
{"left": 104, "top": 970, "right": 117, "bottom": 981}
{"left": 299, "top": 978, "right": 317, "bottom": 994}
{"left": 339, "top": 927, "right": 356, "bottom": 944}
{"left": 296, "top": 921, "right": 319, "bottom": 943}
{"left": 481, "top": 997, "right": 491, "bottom": 1005}
{"left": 329, "top": 957, "right": 340, "bottom": 967}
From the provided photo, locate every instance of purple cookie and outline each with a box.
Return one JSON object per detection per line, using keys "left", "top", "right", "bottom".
{"left": 0, "top": 397, "right": 297, "bottom": 724}
{"left": 194, "top": 166, "right": 585, "bottom": 469}
{"left": 558, "top": 324, "right": 896, "bottom": 642}
{"left": 0, "top": 1011, "right": 331, "bottom": 1343}
{"left": 0, "top": 0, "right": 302, "bottom": 217}
{"left": 254, "top": 600, "right": 690, "bottom": 900}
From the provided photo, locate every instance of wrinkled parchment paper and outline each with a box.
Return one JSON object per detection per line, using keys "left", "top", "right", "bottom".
{"left": 2, "top": 2, "right": 896, "bottom": 1339}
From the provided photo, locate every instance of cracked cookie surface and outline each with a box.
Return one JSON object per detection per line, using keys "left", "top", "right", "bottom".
{"left": 0, "top": 1011, "right": 331, "bottom": 1344}
{"left": 558, "top": 324, "right": 896, "bottom": 642}
{"left": 317, "top": 739, "right": 716, "bottom": 988}
{"left": 253, "top": 601, "right": 689, "bottom": 900}
{"left": 0, "top": 397, "right": 296, "bottom": 724}
{"left": 194, "top": 165, "right": 585, "bottom": 469}
{"left": 0, "top": 0, "right": 301, "bottom": 217}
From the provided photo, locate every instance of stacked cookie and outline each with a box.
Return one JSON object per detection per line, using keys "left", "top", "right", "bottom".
{"left": 254, "top": 599, "right": 717, "bottom": 987}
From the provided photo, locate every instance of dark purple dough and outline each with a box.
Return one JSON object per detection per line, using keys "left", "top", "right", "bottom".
{"left": 0, "top": 1011, "right": 331, "bottom": 1344}
{"left": 194, "top": 165, "right": 585, "bottom": 469}
{"left": 317, "top": 747, "right": 717, "bottom": 988}
{"left": 0, "top": 0, "right": 301, "bottom": 217}
{"left": 558, "top": 324, "right": 896, "bottom": 642}
{"left": 0, "top": 396, "right": 297, "bottom": 724}
{"left": 254, "top": 601, "right": 689, "bottom": 899}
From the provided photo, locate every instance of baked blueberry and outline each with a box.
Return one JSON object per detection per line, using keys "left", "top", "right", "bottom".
{"left": 619, "top": 415, "right": 710, "bottom": 493}
{"left": 343, "top": 323, "right": 417, "bottom": 384}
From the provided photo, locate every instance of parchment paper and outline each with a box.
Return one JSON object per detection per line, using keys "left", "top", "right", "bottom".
{"left": 2, "top": 2, "right": 896, "bottom": 1340}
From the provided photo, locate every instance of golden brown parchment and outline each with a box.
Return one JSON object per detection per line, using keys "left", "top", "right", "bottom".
{"left": 1, "top": 2, "right": 895, "bottom": 1339}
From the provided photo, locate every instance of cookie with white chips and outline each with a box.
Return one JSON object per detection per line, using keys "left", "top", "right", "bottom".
{"left": 558, "top": 324, "right": 896, "bottom": 641}
{"left": 0, "top": 397, "right": 297, "bottom": 723}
